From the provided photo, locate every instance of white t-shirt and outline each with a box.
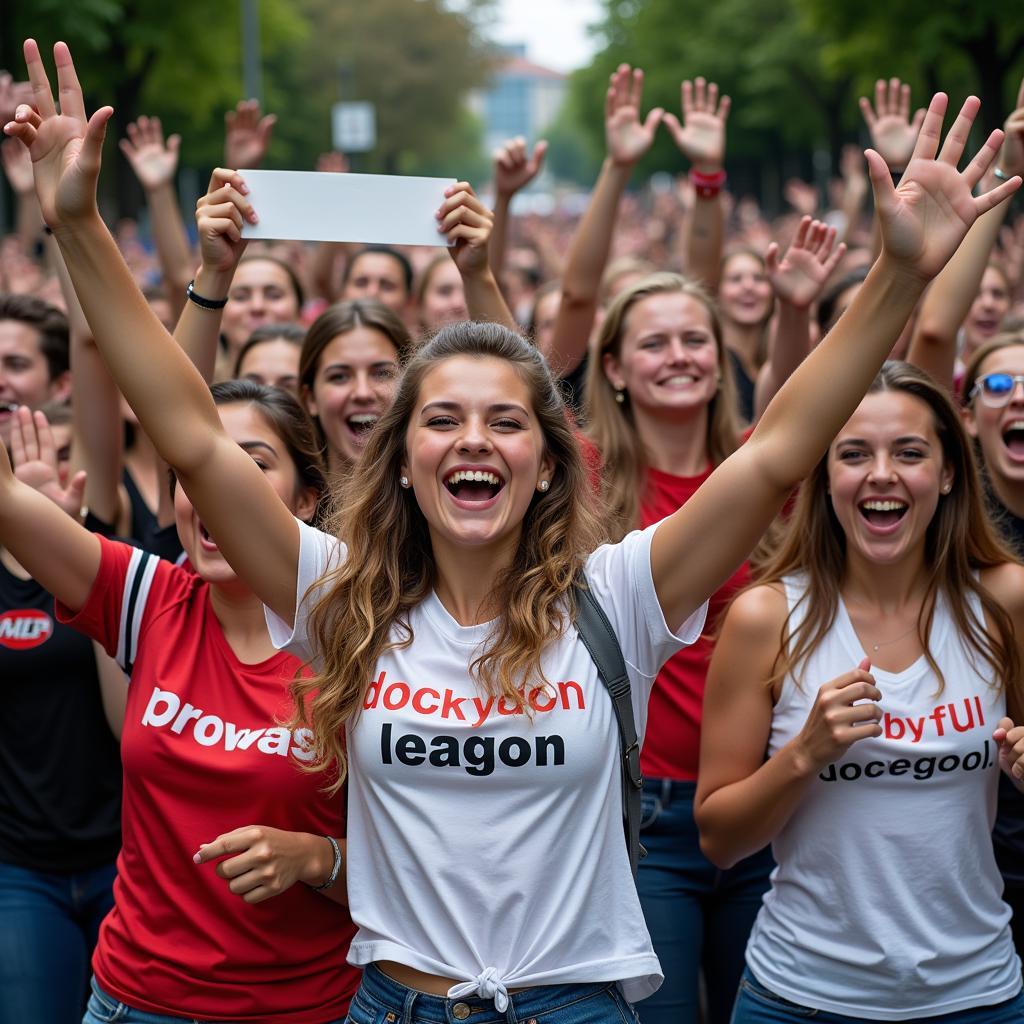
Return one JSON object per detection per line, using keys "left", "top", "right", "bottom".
{"left": 745, "top": 574, "right": 1021, "bottom": 1020}
{"left": 266, "top": 519, "right": 706, "bottom": 1006}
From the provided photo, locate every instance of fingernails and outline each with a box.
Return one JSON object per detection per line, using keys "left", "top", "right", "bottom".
{"left": 248, "top": 210, "right": 258, "bottom": 224}
{"left": 239, "top": 182, "right": 249, "bottom": 195}
{"left": 192, "top": 851, "right": 202, "bottom": 864}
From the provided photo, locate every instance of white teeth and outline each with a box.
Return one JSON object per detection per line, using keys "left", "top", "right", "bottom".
{"left": 861, "top": 500, "right": 907, "bottom": 512}
{"left": 348, "top": 414, "right": 379, "bottom": 425}
{"left": 1004, "top": 420, "right": 1024, "bottom": 432}
{"left": 446, "top": 469, "right": 501, "bottom": 486}
{"left": 662, "top": 375, "right": 697, "bottom": 385}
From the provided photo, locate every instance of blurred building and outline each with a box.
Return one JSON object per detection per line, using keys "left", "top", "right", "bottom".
{"left": 472, "top": 44, "right": 567, "bottom": 156}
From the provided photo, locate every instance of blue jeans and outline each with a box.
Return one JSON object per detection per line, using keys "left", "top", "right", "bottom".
{"left": 730, "top": 968, "right": 1024, "bottom": 1023}
{"left": 346, "top": 964, "right": 639, "bottom": 1024}
{"left": 0, "top": 858, "right": 116, "bottom": 1024}
{"left": 636, "top": 779, "right": 773, "bottom": 1024}
{"left": 83, "top": 977, "right": 347, "bottom": 1023}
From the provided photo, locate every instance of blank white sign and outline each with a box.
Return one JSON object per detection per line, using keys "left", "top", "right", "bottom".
{"left": 239, "top": 169, "right": 456, "bottom": 246}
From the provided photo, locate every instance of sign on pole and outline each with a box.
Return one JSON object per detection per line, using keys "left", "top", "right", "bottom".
{"left": 332, "top": 102, "right": 376, "bottom": 153}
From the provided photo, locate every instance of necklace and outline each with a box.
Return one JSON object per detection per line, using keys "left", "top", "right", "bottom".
{"left": 869, "top": 622, "right": 918, "bottom": 652}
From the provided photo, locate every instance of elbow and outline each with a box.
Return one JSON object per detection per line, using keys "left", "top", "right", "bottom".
{"left": 693, "top": 802, "right": 741, "bottom": 871}
{"left": 913, "top": 321, "right": 952, "bottom": 350}
{"left": 559, "top": 282, "right": 596, "bottom": 311}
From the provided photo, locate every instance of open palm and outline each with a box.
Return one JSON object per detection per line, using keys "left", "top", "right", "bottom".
{"left": 663, "top": 78, "right": 729, "bottom": 171}
{"left": 605, "top": 64, "right": 661, "bottom": 167}
{"left": 870, "top": 93, "right": 1021, "bottom": 281}
{"left": 3, "top": 40, "right": 111, "bottom": 228}
{"left": 767, "top": 218, "right": 846, "bottom": 308}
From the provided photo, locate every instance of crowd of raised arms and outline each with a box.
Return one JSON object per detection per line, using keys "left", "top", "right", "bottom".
{"left": 3, "top": 34, "right": 1024, "bottom": 1024}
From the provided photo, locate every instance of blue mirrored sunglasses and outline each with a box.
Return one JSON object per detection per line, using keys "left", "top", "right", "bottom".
{"left": 970, "top": 372, "right": 1024, "bottom": 407}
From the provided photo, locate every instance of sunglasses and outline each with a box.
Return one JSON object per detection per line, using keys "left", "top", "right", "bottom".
{"left": 969, "top": 373, "right": 1024, "bottom": 408}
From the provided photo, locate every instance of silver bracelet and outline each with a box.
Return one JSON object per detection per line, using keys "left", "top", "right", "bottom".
{"left": 311, "top": 835, "right": 342, "bottom": 891}
{"left": 994, "top": 167, "right": 1012, "bottom": 182}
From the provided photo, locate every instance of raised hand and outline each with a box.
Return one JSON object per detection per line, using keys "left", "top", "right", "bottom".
{"left": 2, "top": 39, "right": 113, "bottom": 228}
{"left": 605, "top": 64, "right": 662, "bottom": 168}
{"left": 867, "top": 93, "right": 1021, "bottom": 282}
{"left": 9, "top": 406, "right": 85, "bottom": 520}
{"left": 437, "top": 182, "right": 494, "bottom": 277}
{"left": 859, "top": 77, "right": 926, "bottom": 172}
{"left": 194, "top": 825, "right": 334, "bottom": 904}
{"left": 996, "top": 76, "right": 1024, "bottom": 181}
{"left": 224, "top": 99, "right": 275, "bottom": 169}
{"left": 766, "top": 217, "right": 847, "bottom": 309}
{"left": 119, "top": 115, "right": 180, "bottom": 192}
{"left": 0, "top": 136, "right": 34, "bottom": 195}
{"left": 0, "top": 72, "right": 33, "bottom": 126}
{"left": 793, "top": 659, "right": 882, "bottom": 772}
{"left": 493, "top": 136, "right": 548, "bottom": 198}
{"left": 195, "top": 168, "right": 257, "bottom": 275}
{"left": 662, "top": 77, "right": 730, "bottom": 172}
{"left": 783, "top": 178, "right": 818, "bottom": 217}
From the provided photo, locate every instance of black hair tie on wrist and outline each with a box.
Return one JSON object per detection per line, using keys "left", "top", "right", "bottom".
{"left": 186, "top": 279, "right": 229, "bottom": 310}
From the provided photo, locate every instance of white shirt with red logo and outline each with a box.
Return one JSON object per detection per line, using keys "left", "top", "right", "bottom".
{"left": 266, "top": 519, "right": 706, "bottom": 1006}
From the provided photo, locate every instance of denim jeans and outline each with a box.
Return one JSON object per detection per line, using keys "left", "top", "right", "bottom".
{"left": 346, "top": 964, "right": 639, "bottom": 1024}
{"left": 729, "top": 968, "right": 1024, "bottom": 1023}
{"left": 0, "top": 858, "right": 116, "bottom": 1024}
{"left": 635, "top": 779, "right": 774, "bottom": 1024}
{"left": 83, "top": 977, "right": 347, "bottom": 1024}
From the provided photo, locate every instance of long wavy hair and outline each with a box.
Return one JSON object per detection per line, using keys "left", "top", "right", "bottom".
{"left": 585, "top": 272, "right": 740, "bottom": 540}
{"left": 755, "top": 361, "right": 1018, "bottom": 695}
{"left": 289, "top": 321, "right": 607, "bottom": 791}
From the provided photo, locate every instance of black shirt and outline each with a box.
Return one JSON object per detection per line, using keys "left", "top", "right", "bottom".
{"left": 0, "top": 546, "right": 122, "bottom": 873}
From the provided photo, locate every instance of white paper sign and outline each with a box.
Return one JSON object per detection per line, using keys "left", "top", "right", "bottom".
{"left": 239, "top": 169, "right": 456, "bottom": 246}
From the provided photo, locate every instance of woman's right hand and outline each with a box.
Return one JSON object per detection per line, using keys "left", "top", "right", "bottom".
{"left": 792, "top": 659, "right": 882, "bottom": 773}
{"left": 3, "top": 39, "right": 113, "bottom": 229}
{"left": 605, "top": 63, "right": 662, "bottom": 168}
{"left": 195, "top": 168, "right": 258, "bottom": 275}
{"left": 868, "top": 92, "right": 1021, "bottom": 283}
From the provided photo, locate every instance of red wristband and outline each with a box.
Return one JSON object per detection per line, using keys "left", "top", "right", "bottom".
{"left": 689, "top": 167, "right": 726, "bottom": 200}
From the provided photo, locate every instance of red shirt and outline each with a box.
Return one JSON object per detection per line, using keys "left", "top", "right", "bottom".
{"left": 638, "top": 465, "right": 750, "bottom": 781}
{"left": 57, "top": 537, "right": 359, "bottom": 1023}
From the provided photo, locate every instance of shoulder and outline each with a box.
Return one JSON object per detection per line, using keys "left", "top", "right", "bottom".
{"left": 721, "top": 582, "right": 789, "bottom": 641}
{"left": 980, "top": 562, "right": 1024, "bottom": 621}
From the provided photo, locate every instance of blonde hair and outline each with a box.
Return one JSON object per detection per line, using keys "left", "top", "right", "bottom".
{"left": 585, "top": 272, "right": 740, "bottom": 539}
{"left": 754, "top": 361, "right": 1019, "bottom": 696}
{"left": 288, "top": 321, "right": 607, "bottom": 791}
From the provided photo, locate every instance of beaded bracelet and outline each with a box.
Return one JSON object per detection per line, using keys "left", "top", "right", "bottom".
{"left": 311, "top": 835, "right": 342, "bottom": 891}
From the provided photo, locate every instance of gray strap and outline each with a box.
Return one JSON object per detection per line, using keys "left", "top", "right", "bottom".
{"left": 573, "top": 579, "right": 644, "bottom": 877}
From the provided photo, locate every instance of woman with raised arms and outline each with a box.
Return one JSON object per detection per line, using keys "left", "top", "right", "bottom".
{"left": 8, "top": 37, "right": 1018, "bottom": 1024}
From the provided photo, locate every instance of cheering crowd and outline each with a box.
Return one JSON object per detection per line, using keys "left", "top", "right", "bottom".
{"left": 2, "top": 33, "right": 1024, "bottom": 1024}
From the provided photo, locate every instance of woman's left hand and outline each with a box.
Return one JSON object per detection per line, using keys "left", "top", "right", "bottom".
{"left": 3, "top": 39, "right": 113, "bottom": 229}
{"left": 438, "top": 182, "right": 494, "bottom": 278}
{"left": 995, "top": 718, "right": 1024, "bottom": 789}
{"left": 193, "top": 825, "right": 331, "bottom": 904}
{"left": 868, "top": 92, "right": 1021, "bottom": 283}
{"left": 766, "top": 216, "right": 847, "bottom": 309}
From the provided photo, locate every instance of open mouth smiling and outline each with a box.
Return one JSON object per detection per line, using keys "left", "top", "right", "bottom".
{"left": 1002, "top": 419, "right": 1024, "bottom": 460}
{"left": 857, "top": 498, "right": 908, "bottom": 530}
{"left": 345, "top": 413, "right": 380, "bottom": 444}
{"left": 442, "top": 467, "right": 506, "bottom": 507}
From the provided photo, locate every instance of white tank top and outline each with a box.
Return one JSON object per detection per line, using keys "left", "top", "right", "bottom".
{"left": 745, "top": 574, "right": 1021, "bottom": 1021}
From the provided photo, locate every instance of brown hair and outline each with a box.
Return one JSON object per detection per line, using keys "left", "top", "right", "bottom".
{"left": 289, "top": 321, "right": 606, "bottom": 791}
{"left": 298, "top": 299, "right": 413, "bottom": 456}
{"left": 0, "top": 293, "right": 69, "bottom": 381}
{"left": 585, "top": 272, "right": 740, "bottom": 539}
{"left": 754, "top": 361, "right": 1018, "bottom": 695}
{"left": 237, "top": 254, "right": 305, "bottom": 310}
{"left": 232, "top": 324, "right": 306, "bottom": 379}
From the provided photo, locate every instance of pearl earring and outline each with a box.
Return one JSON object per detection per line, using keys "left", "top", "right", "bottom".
{"left": 615, "top": 387, "right": 625, "bottom": 404}
{"left": 538, "top": 480, "right": 549, "bottom": 492}
{"left": 941, "top": 483, "right": 951, "bottom": 494}
{"left": 400, "top": 475, "right": 410, "bottom": 488}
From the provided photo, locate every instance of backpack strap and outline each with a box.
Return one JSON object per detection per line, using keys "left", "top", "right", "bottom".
{"left": 572, "top": 577, "right": 645, "bottom": 877}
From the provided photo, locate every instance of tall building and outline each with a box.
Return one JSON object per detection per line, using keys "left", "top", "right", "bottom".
{"left": 473, "top": 44, "right": 567, "bottom": 157}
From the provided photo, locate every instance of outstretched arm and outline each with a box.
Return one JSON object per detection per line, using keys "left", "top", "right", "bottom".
{"left": 489, "top": 136, "right": 547, "bottom": 290}
{"left": 439, "top": 182, "right": 515, "bottom": 329}
{"left": 8, "top": 40, "right": 301, "bottom": 623}
{"left": 907, "top": 77, "right": 1024, "bottom": 387}
{"left": 119, "top": 116, "right": 192, "bottom": 317}
{"left": 547, "top": 64, "right": 662, "bottom": 376}
{"left": 664, "top": 78, "right": 730, "bottom": 290}
{"left": 649, "top": 92, "right": 1021, "bottom": 630}
{"left": 753, "top": 217, "right": 846, "bottom": 418}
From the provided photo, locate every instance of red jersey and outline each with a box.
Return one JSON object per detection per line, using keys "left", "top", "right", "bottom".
{"left": 56, "top": 537, "right": 359, "bottom": 1023}
{"left": 638, "top": 465, "right": 750, "bottom": 781}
